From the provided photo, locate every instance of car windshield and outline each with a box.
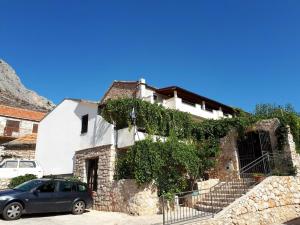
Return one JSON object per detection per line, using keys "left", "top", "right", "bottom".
{"left": 14, "top": 180, "right": 44, "bottom": 192}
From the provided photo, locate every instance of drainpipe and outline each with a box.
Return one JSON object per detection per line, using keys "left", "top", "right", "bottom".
{"left": 113, "top": 121, "right": 118, "bottom": 148}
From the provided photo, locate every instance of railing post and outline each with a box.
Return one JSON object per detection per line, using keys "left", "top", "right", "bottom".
{"left": 211, "top": 192, "right": 214, "bottom": 218}
{"left": 261, "top": 152, "right": 269, "bottom": 175}
{"left": 162, "top": 195, "right": 166, "bottom": 225}
{"left": 267, "top": 153, "right": 271, "bottom": 174}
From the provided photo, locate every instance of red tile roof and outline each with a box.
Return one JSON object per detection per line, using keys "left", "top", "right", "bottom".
{"left": 0, "top": 105, "right": 46, "bottom": 122}
{"left": 3, "top": 133, "right": 37, "bottom": 147}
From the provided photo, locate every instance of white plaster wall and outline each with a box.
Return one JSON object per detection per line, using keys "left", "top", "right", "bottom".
{"left": 117, "top": 127, "right": 167, "bottom": 149}
{"left": 162, "top": 97, "right": 225, "bottom": 120}
{"left": 35, "top": 99, "right": 114, "bottom": 175}
{"left": 117, "top": 127, "right": 146, "bottom": 149}
{"left": 139, "top": 85, "right": 155, "bottom": 103}
{"left": 163, "top": 98, "right": 176, "bottom": 109}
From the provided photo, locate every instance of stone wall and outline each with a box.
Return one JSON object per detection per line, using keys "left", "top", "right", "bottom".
{"left": 1, "top": 148, "right": 35, "bottom": 160}
{"left": 192, "top": 176, "right": 300, "bottom": 225}
{"left": 0, "top": 178, "right": 11, "bottom": 190}
{"left": 109, "top": 179, "right": 159, "bottom": 215}
{"left": 209, "top": 130, "right": 240, "bottom": 180}
{"left": 284, "top": 127, "right": 300, "bottom": 175}
{"left": 211, "top": 119, "right": 282, "bottom": 180}
{"left": 101, "top": 82, "right": 137, "bottom": 103}
{"left": 74, "top": 145, "right": 160, "bottom": 215}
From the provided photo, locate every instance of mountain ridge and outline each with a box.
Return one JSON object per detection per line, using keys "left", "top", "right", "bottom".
{"left": 0, "top": 59, "right": 55, "bottom": 112}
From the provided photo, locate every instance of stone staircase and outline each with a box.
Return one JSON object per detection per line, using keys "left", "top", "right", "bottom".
{"left": 194, "top": 178, "right": 256, "bottom": 213}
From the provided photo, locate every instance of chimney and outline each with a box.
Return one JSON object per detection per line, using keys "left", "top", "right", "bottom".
{"left": 139, "top": 78, "right": 146, "bottom": 84}
{"left": 138, "top": 78, "right": 146, "bottom": 99}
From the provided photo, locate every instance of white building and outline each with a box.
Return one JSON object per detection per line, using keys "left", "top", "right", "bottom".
{"left": 35, "top": 99, "right": 114, "bottom": 176}
{"left": 101, "top": 78, "right": 234, "bottom": 120}
{"left": 36, "top": 79, "right": 236, "bottom": 176}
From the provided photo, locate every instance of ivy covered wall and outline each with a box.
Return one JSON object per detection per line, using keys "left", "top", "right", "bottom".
{"left": 101, "top": 99, "right": 300, "bottom": 196}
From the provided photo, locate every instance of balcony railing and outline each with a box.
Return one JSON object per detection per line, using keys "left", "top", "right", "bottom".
{"left": 162, "top": 97, "right": 229, "bottom": 120}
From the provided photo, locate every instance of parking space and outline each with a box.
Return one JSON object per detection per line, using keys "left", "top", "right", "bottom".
{"left": 1, "top": 210, "right": 163, "bottom": 225}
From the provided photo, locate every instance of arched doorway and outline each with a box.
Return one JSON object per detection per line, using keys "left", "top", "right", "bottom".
{"left": 237, "top": 130, "right": 273, "bottom": 171}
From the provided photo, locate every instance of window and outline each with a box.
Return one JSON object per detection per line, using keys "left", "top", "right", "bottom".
{"left": 4, "top": 161, "right": 18, "bottom": 168}
{"left": 153, "top": 94, "right": 158, "bottom": 102}
{"left": 32, "top": 124, "right": 39, "bottom": 133}
{"left": 205, "top": 105, "right": 214, "bottom": 112}
{"left": 59, "top": 181, "right": 77, "bottom": 192}
{"left": 38, "top": 181, "right": 56, "bottom": 193}
{"left": 81, "top": 114, "right": 89, "bottom": 134}
{"left": 182, "top": 99, "right": 196, "bottom": 107}
{"left": 19, "top": 161, "right": 36, "bottom": 168}
{"left": 4, "top": 120, "right": 20, "bottom": 136}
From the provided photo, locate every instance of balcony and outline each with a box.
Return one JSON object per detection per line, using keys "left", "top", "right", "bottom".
{"left": 162, "top": 97, "right": 231, "bottom": 120}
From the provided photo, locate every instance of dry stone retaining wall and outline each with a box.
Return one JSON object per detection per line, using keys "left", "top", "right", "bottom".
{"left": 192, "top": 176, "right": 300, "bottom": 225}
{"left": 0, "top": 178, "right": 10, "bottom": 190}
{"left": 1, "top": 148, "right": 35, "bottom": 160}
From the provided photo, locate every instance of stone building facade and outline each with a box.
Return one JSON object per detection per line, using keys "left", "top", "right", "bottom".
{"left": 0, "top": 105, "right": 45, "bottom": 161}
{"left": 73, "top": 145, "right": 160, "bottom": 215}
{"left": 1, "top": 133, "right": 37, "bottom": 160}
{"left": 210, "top": 119, "right": 294, "bottom": 180}
{"left": 73, "top": 118, "right": 300, "bottom": 217}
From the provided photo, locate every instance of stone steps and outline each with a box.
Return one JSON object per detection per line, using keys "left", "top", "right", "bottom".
{"left": 194, "top": 178, "right": 255, "bottom": 213}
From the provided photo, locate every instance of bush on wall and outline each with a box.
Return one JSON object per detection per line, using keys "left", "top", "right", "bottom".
{"left": 8, "top": 174, "right": 37, "bottom": 189}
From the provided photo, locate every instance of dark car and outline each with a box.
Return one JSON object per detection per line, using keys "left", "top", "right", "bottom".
{"left": 0, "top": 179, "right": 93, "bottom": 220}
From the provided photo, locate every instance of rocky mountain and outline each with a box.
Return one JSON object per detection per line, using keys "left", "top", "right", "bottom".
{"left": 0, "top": 59, "right": 55, "bottom": 112}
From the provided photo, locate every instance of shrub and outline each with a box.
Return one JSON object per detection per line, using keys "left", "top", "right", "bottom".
{"left": 8, "top": 174, "right": 37, "bottom": 189}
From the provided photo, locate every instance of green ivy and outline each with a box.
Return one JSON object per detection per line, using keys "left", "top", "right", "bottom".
{"left": 254, "top": 104, "right": 300, "bottom": 152}
{"left": 102, "top": 99, "right": 300, "bottom": 196}
{"left": 101, "top": 98, "right": 193, "bottom": 138}
{"left": 9, "top": 174, "right": 37, "bottom": 188}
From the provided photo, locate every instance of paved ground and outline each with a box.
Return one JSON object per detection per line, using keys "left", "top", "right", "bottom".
{"left": 0, "top": 210, "right": 163, "bottom": 225}
{"left": 283, "top": 218, "right": 300, "bottom": 225}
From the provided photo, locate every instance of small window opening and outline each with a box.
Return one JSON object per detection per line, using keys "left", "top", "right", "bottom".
{"left": 81, "top": 114, "right": 89, "bottom": 134}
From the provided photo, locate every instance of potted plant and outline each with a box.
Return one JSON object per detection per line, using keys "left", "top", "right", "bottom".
{"left": 252, "top": 173, "right": 265, "bottom": 183}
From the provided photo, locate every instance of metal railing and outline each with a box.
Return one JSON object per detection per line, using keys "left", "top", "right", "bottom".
{"left": 161, "top": 151, "right": 295, "bottom": 225}
{"left": 161, "top": 183, "right": 221, "bottom": 225}
{"left": 161, "top": 178, "right": 255, "bottom": 225}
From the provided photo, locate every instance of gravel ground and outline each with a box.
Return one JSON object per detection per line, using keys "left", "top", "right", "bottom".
{"left": 0, "top": 210, "right": 163, "bottom": 225}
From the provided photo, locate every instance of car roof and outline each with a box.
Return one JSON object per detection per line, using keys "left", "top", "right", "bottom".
{"left": 34, "top": 178, "right": 86, "bottom": 184}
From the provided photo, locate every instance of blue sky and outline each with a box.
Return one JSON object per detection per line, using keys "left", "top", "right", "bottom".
{"left": 1, "top": 0, "right": 299, "bottom": 112}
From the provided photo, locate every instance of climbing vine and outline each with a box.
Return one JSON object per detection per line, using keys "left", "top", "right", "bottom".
{"left": 101, "top": 99, "right": 300, "bottom": 196}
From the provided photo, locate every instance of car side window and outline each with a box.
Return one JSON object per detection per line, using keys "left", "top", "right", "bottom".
{"left": 19, "top": 161, "right": 36, "bottom": 168}
{"left": 4, "top": 161, "right": 18, "bottom": 168}
{"left": 59, "top": 181, "right": 77, "bottom": 192}
{"left": 38, "top": 181, "right": 56, "bottom": 193}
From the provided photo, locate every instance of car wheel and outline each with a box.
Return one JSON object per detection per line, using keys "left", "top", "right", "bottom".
{"left": 2, "top": 202, "right": 23, "bottom": 220}
{"left": 72, "top": 200, "right": 85, "bottom": 215}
